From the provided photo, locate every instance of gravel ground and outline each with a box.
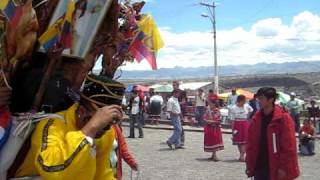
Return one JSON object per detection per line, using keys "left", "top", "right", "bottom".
{"left": 122, "top": 127, "right": 320, "bottom": 180}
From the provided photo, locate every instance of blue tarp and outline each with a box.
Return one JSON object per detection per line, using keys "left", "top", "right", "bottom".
{"left": 125, "top": 85, "right": 135, "bottom": 93}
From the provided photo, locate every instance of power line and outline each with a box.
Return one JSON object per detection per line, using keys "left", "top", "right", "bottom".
{"left": 234, "top": 0, "right": 274, "bottom": 26}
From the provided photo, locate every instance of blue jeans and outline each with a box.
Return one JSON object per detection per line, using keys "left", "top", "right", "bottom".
{"left": 290, "top": 113, "right": 300, "bottom": 133}
{"left": 129, "top": 114, "right": 143, "bottom": 137}
{"left": 300, "top": 139, "right": 315, "bottom": 155}
{"left": 196, "top": 106, "right": 206, "bottom": 126}
{"left": 168, "top": 116, "right": 182, "bottom": 146}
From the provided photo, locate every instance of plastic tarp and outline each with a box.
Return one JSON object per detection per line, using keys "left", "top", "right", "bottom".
{"left": 277, "top": 92, "right": 304, "bottom": 106}
{"left": 219, "top": 88, "right": 254, "bottom": 101}
{"left": 180, "top": 82, "right": 211, "bottom": 91}
{"left": 153, "top": 84, "right": 173, "bottom": 93}
{"left": 125, "top": 85, "right": 149, "bottom": 93}
{"left": 149, "top": 84, "right": 163, "bottom": 89}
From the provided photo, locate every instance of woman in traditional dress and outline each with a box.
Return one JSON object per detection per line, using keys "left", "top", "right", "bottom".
{"left": 230, "top": 95, "right": 253, "bottom": 162}
{"left": 203, "top": 101, "right": 224, "bottom": 161}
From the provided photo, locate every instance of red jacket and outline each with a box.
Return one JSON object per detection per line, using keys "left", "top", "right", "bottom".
{"left": 114, "top": 125, "right": 138, "bottom": 180}
{"left": 246, "top": 105, "right": 300, "bottom": 180}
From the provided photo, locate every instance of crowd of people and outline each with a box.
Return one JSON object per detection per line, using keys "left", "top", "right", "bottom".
{"left": 2, "top": 74, "right": 319, "bottom": 179}
{"left": 123, "top": 81, "right": 320, "bottom": 179}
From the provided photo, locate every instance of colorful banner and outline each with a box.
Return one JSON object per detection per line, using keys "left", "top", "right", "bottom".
{"left": 0, "top": 0, "right": 23, "bottom": 28}
{"left": 129, "top": 14, "right": 164, "bottom": 70}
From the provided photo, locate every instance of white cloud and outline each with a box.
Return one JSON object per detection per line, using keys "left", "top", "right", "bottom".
{"left": 121, "top": 11, "right": 320, "bottom": 71}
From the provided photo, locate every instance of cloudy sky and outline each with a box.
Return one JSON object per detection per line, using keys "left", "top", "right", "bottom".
{"left": 118, "top": 0, "right": 320, "bottom": 71}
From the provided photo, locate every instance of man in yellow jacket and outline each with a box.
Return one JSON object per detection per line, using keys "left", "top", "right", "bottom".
{"left": 15, "top": 74, "right": 126, "bottom": 180}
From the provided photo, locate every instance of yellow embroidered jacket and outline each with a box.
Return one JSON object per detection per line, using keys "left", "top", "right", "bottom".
{"left": 16, "top": 104, "right": 117, "bottom": 180}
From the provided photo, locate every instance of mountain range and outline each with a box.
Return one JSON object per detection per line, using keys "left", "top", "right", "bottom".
{"left": 113, "top": 61, "right": 320, "bottom": 80}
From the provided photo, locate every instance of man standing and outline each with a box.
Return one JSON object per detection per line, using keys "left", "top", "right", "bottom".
{"left": 137, "top": 89, "right": 146, "bottom": 126}
{"left": 307, "top": 100, "right": 320, "bottom": 133}
{"left": 166, "top": 90, "right": 183, "bottom": 150}
{"left": 246, "top": 87, "right": 299, "bottom": 180}
{"left": 128, "top": 90, "right": 144, "bottom": 138}
{"left": 172, "top": 81, "right": 186, "bottom": 146}
{"left": 287, "top": 92, "right": 300, "bottom": 132}
{"left": 195, "top": 89, "right": 206, "bottom": 126}
{"left": 227, "top": 88, "right": 238, "bottom": 107}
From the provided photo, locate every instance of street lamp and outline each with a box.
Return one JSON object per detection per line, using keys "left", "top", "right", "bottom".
{"left": 201, "top": 13, "right": 209, "bottom": 18}
{"left": 200, "top": 1, "right": 219, "bottom": 94}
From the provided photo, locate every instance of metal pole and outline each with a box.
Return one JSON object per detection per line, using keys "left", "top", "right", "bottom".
{"left": 200, "top": 1, "right": 219, "bottom": 94}
{"left": 212, "top": 2, "right": 219, "bottom": 94}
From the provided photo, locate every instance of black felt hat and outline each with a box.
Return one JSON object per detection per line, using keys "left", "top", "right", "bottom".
{"left": 82, "top": 74, "right": 125, "bottom": 106}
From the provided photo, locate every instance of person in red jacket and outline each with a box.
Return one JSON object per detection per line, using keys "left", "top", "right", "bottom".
{"left": 246, "top": 87, "right": 299, "bottom": 180}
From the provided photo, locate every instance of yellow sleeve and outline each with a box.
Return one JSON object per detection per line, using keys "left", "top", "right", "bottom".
{"left": 33, "top": 119, "right": 96, "bottom": 180}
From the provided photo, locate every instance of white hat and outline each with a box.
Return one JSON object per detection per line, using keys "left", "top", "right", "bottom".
{"left": 290, "top": 92, "right": 296, "bottom": 96}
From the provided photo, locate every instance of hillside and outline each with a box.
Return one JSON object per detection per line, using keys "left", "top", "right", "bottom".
{"left": 116, "top": 61, "right": 320, "bottom": 80}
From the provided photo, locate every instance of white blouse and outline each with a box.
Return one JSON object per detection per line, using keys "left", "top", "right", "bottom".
{"left": 230, "top": 104, "right": 253, "bottom": 120}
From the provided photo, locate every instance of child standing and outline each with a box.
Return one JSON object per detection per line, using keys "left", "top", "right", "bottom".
{"left": 203, "top": 101, "right": 224, "bottom": 161}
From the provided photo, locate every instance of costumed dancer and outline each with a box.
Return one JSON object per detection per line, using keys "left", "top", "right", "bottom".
{"left": 246, "top": 87, "right": 299, "bottom": 180}
{"left": 203, "top": 100, "right": 224, "bottom": 161}
{"left": 229, "top": 95, "right": 253, "bottom": 162}
{"left": 15, "top": 74, "right": 138, "bottom": 180}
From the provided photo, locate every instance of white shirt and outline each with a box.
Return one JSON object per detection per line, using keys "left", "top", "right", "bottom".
{"left": 167, "top": 97, "right": 181, "bottom": 114}
{"left": 150, "top": 95, "right": 164, "bottom": 105}
{"left": 230, "top": 104, "right": 253, "bottom": 120}
{"left": 122, "top": 96, "right": 127, "bottom": 106}
{"left": 227, "top": 94, "right": 238, "bottom": 106}
{"left": 195, "top": 93, "right": 206, "bottom": 107}
{"left": 131, "top": 96, "right": 140, "bottom": 115}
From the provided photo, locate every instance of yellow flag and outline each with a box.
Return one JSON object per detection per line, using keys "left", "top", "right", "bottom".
{"left": 138, "top": 14, "right": 164, "bottom": 51}
{"left": 0, "top": 0, "right": 9, "bottom": 10}
{"left": 65, "top": 0, "right": 75, "bottom": 23}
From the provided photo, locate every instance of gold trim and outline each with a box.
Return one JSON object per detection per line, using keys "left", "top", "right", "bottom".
{"left": 86, "top": 75, "right": 125, "bottom": 88}
{"left": 89, "top": 93, "right": 122, "bottom": 100}
{"left": 102, "top": 84, "right": 123, "bottom": 99}
{"left": 38, "top": 139, "right": 88, "bottom": 172}
{"left": 81, "top": 94, "right": 108, "bottom": 107}
{"left": 38, "top": 119, "right": 89, "bottom": 172}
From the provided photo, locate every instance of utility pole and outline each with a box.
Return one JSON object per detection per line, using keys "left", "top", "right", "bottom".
{"left": 200, "top": 1, "right": 219, "bottom": 94}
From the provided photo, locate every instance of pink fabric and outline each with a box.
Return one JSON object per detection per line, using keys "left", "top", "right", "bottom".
{"left": 232, "top": 120, "right": 249, "bottom": 145}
